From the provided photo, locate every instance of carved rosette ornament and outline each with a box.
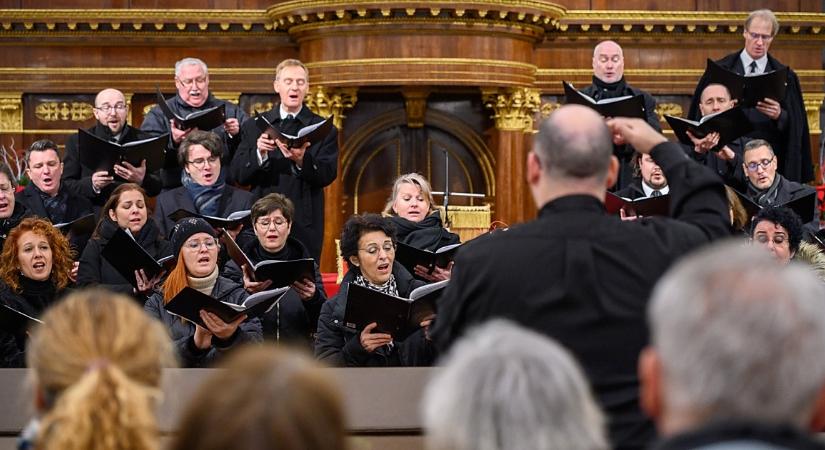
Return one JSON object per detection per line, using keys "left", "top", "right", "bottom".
{"left": 482, "top": 87, "right": 541, "bottom": 132}
{"left": 305, "top": 86, "right": 358, "bottom": 130}
{"left": 0, "top": 93, "right": 23, "bottom": 133}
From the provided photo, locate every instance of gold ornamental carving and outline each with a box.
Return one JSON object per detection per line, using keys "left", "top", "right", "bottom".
{"left": 250, "top": 102, "right": 275, "bottom": 114}
{"left": 482, "top": 87, "right": 541, "bottom": 132}
{"left": 539, "top": 101, "right": 561, "bottom": 118}
{"left": 305, "top": 86, "right": 357, "bottom": 130}
{"left": 35, "top": 101, "right": 93, "bottom": 122}
{"left": 0, "top": 92, "right": 22, "bottom": 133}
{"left": 803, "top": 93, "right": 823, "bottom": 134}
{"left": 213, "top": 91, "right": 241, "bottom": 105}
{"left": 402, "top": 88, "right": 429, "bottom": 129}
{"left": 655, "top": 103, "right": 683, "bottom": 125}
{"left": 123, "top": 93, "right": 133, "bottom": 126}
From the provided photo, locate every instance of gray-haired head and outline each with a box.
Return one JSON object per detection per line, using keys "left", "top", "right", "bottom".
{"left": 648, "top": 240, "right": 825, "bottom": 428}
{"left": 175, "top": 57, "right": 209, "bottom": 77}
{"left": 745, "top": 9, "right": 779, "bottom": 37}
{"left": 423, "top": 319, "right": 608, "bottom": 450}
{"left": 534, "top": 105, "right": 613, "bottom": 182}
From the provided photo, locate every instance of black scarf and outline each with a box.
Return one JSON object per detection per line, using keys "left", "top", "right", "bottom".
{"left": 17, "top": 275, "right": 58, "bottom": 316}
{"left": 590, "top": 76, "right": 628, "bottom": 101}
{"left": 388, "top": 211, "right": 455, "bottom": 252}
{"left": 748, "top": 175, "right": 782, "bottom": 207}
{"left": 34, "top": 186, "right": 68, "bottom": 224}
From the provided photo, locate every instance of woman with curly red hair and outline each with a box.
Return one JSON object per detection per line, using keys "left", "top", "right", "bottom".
{"left": 0, "top": 217, "right": 74, "bottom": 367}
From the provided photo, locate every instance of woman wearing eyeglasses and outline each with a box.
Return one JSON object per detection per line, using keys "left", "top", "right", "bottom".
{"left": 0, "top": 163, "right": 31, "bottom": 250}
{"left": 145, "top": 217, "right": 262, "bottom": 367}
{"left": 153, "top": 130, "right": 254, "bottom": 238}
{"left": 77, "top": 183, "right": 171, "bottom": 299}
{"left": 315, "top": 213, "right": 436, "bottom": 367}
{"left": 222, "top": 193, "right": 326, "bottom": 349}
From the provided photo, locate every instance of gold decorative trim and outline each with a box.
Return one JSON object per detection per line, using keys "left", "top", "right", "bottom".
{"left": 305, "top": 86, "right": 358, "bottom": 130}
{"left": 212, "top": 91, "right": 241, "bottom": 105}
{"left": 402, "top": 88, "right": 429, "bottom": 129}
{"left": 803, "top": 93, "right": 824, "bottom": 134}
{"left": 123, "top": 92, "right": 133, "bottom": 126}
{"left": 35, "top": 101, "right": 93, "bottom": 122}
{"left": 308, "top": 58, "right": 537, "bottom": 71}
{"left": 482, "top": 87, "right": 541, "bottom": 132}
{"left": 0, "top": 92, "right": 22, "bottom": 133}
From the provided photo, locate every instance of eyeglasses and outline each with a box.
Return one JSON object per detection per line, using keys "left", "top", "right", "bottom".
{"left": 745, "top": 155, "right": 775, "bottom": 172}
{"left": 183, "top": 238, "right": 218, "bottom": 251}
{"left": 186, "top": 156, "right": 220, "bottom": 169}
{"left": 177, "top": 76, "right": 207, "bottom": 87}
{"left": 255, "top": 217, "right": 288, "bottom": 228}
{"left": 755, "top": 234, "right": 787, "bottom": 246}
{"left": 746, "top": 31, "right": 773, "bottom": 42}
{"left": 359, "top": 242, "right": 395, "bottom": 256}
{"left": 94, "top": 103, "right": 127, "bottom": 114}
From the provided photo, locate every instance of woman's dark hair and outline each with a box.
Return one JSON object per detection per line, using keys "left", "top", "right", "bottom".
{"left": 0, "top": 162, "right": 17, "bottom": 188}
{"left": 340, "top": 213, "right": 396, "bottom": 270}
{"left": 92, "top": 183, "right": 147, "bottom": 239}
{"left": 751, "top": 206, "right": 804, "bottom": 255}
{"left": 251, "top": 193, "right": 295, "bottom": 225}
{"left": 177, "top": 130, "right": 223, "bottom": 167}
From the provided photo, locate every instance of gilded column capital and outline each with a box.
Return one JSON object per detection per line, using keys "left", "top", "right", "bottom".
{"left": 306, "top": 86, "right": 358, "bottom": 130}
{"left": 482, "top": 87, "right": 540, "bottom": 132}
{"left": 123, "top": 92, "right": 134, "bottom": 126}
{"left": 803, "top": 92, "right": 824, "bottom": 134}
{"left": 0, "top": 92, "right": 23, "bottom": 133}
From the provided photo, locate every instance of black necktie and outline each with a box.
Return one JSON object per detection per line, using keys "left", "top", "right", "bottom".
{"left": 286, "top": 114, "right": 294, "bottom": 120}
{"left": 651, "top": 190, "right": 662, "bottom": 197}
{"left": 749, "top": 61, "right": 758, "bottom": 74}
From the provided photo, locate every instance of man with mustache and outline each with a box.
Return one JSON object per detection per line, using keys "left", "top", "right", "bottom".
{"left": 62, "top": 88, "right": 162, "bottom": 207}
{"left": 688, "top": 9, "right": 812, "bottom": 184}
{"left": 142, "top": 57, "right": 247, "bottom": 190}
{"left": 581, "top": 40, "right": 661, "bottom": 190}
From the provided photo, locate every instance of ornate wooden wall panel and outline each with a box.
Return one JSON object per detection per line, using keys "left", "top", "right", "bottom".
{"left": 0, "top": 1, "right": 822, "bottom": 271}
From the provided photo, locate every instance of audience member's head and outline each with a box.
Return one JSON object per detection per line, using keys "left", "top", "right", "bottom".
{"left": 592, "top": 40, "right": 624, "bottom": 83}
{"left": 174, "top": 57, "right": 210, "bottom": 108}
{"left": 178, "top": 130, "right": 223, "bottom": 187}
{"left": 530, "top": 105, "right": 617, "bottom": 206}
{"left": 423, "top": 319, "right": 608, "bottom": 450}
{"left": 25, "top": 139, "right": 63, "bottom": 197}
{"left": 250, "top": 193, "right": 294, "bottom": 253}
{"left": 749, "top": 206, "right": 803, "bottom": 263}
{"left": 27, "top": 288, "right": 175, "bottom": 450}
{"left": 742, "top": 139, "right": 777, "bottom": 190}
{"left": 0, "top": 217, "right": 73, "bottom": 292}
{"left": 383, "top": 172, "right": 436, "bottom": 222}
{"left": 641, "top": 242, "right": 825, "bottom": 436}
{"left": 170, "top": 345, "right": 347, "bottom": 450}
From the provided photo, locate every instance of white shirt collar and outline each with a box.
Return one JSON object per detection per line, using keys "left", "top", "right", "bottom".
{"left": 642, "top": 182, "right": 669, "bottom": 197}
{"left": 740, "top": 50, "right": 768, "bottom": 76}
{"left": 279, "top": 104, "right": 302, "bottom": 120}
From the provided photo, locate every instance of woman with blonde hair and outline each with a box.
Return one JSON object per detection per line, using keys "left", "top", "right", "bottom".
{"left": 382, "top": 173, "right": 459, "bottom": 281}
{"left": 0, "top": 217, "right": 74, "bottom": 367}
{"left": 171, "top": 345, "right": 347, "bottom": 450}
{"left": 21, "top": 288, "right": 175, "bottom": 450}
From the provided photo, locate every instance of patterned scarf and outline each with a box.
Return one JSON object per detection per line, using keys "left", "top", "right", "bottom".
{"left": 35, "top": 186, "right": 68, "bottom": 224}
{"left": 353, "top": 273, "right": 399, "bottom": 297}
{"left": 748, "top": 175, "right": 782, "bottom": 207}
{"left": 181, "top": 169, "right": 225, "bottom": 217}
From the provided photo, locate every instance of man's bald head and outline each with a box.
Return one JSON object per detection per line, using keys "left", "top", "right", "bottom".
{"left": 593, "top": 40, "right": 624, "bottom": 83}
{"left": 535, "top": 105, "right": 613, "bottom": 181}
{"left": 94, "top": 88, "right": 125, "bottom": 106}
{"left": 93, "top": 88, "right": 128, "bottom": 135}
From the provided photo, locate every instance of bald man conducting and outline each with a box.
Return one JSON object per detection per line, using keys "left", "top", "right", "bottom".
{"left": 63, "top": 88, "right": 162, "bottom": 206}
{"left": 431, "top": 105, "right": 730, "bottom": 450}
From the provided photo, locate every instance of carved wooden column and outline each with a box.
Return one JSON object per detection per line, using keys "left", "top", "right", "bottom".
{"left": 305, "top": 86, "right": 358, "bottom": 272}
{"left": 483, "top": 87, "right": 540, "bottom": 226}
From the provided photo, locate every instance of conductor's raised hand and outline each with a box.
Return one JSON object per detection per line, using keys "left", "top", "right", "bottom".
{"left": 606, "top": 117, "right": 667, "bottom": 154}
{"left": 360, "top": 322, "right": 393, "bottom": 353}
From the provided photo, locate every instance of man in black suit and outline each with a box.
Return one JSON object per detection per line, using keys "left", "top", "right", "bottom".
{"left": 431, "top": 105, "right": 730, "bottom": 450}
{"left": 62, "top": 88, "right": 162, "bottom": 207}
{"left": 615, "top": 152, "right": 669, "bottom": 200}
{"left": 16, "top": 139, "right": 95, "bottom": 253}
{"left": 688, "top": 9, "right": 812, "bottom": 183}
{"left": 581, "top": 40, "right": 661, "bottom": 190}
{"left": 230, "top": 59, "right": 338, "bottom": 262}
{"left": 141, "top": 57, "right": 247, "bottom": 190}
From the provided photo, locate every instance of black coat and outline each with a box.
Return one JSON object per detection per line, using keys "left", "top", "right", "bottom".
{"left": 230, "top": 106, "right": 339, "bottom": 261}
{"left": 688, "top": 51, "right": 812, "bottom": 184}
{"left": 582, "top": 77, "right": 661, "bottom": 190}
{"left": 153, "top": 183, "right": 254, "bottom": 239}
{"left": 15, "top": 183, "right": 96, "bottom": 255}
{"left": 681, "top": 137, "right": 747, "bottom": 187}
{"left": 747, "top": 175, "right": 816, "bottom": 208}
{"left": 614, "top": 179, "right": 647, "bottom": 200}
{"left": 62, "top": 122, "right": 163, "bottom": 206}
{"left": 652, "top": 421, "right": 825, "bottom": 450}
{"left": 144, "top": 276, "right": 262, "bottom": 367}
{"left": 315, "top": 263, "right": 436, "bottom": 367}
{"left": 0, "top": 277, "right": 67, "bottom": 368}
{"left": 0, "top": 202, "right": 31, "bottom": 251}
{"left": 77, "top": 217, "right": 172, "bottom": 299}
{"left": 430, "top": 141, "right": 731, "bottom": 450}
{"left": 388, "top": 210, "right": 460, "bottom": 251}
{"left": 140, "top": 94, "right": 247, "bottom": 189}
{"left": 222, "top": 235, "right": 326, "bottom": 348}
